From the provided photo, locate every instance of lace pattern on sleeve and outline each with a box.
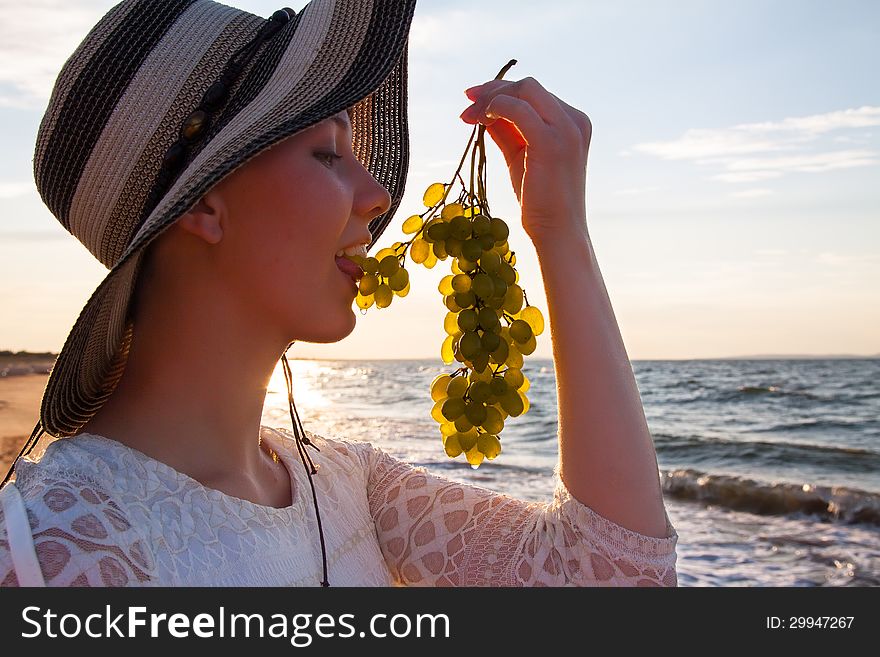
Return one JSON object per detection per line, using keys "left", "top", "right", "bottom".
{"left": 362, "top": 445, "right": 678, "bottom": 587}
{"left": 0, "top": 472, "right": 154, "bottom": 587}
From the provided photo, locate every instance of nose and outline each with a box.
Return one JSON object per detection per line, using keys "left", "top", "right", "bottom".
{"left": 355, "top": 164, "right": 392, "bottom": 225}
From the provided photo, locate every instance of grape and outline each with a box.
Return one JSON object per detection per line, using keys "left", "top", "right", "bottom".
{"left": 480, "top": 331, "right": 501, "bottom": 353}
{"left": 471, "top": 214, "right": 491, "bottom": 236}
{"left": 427, "top": 222, "right": 451, "bottom": 242}
{"left": 458, "top": 257, "right": 477, "bottom": 273}
{"left": 441, "top": 397, "right": 466, "bottom": 420}
{"left": 374, "top": 284, "right": 393, "bottom": 308}
{"left": 451, "top": 273, "right": 472, "bottom": 293}
{"left": 461, "top": 238, "right": 482, "bottom": 262}
{"left": 388, "top": 267, "right": 409, "bottom": 291}
{"left": 500, "top": 388, "right": 525, "bottom": 417}
{"left": 447, "top": 375, "right": 469, "bottom": 399}
{"left": 518, "top": 390, "right": 530, "bottom": 415}
{"left": 465, "top": 445, "right": 485, "bottom": 468}
{"left": 479, "top": 249, "right": 501, "bottom": 273}
{"left": 489, "top": 338, "right": 509, "bottom": 365}
{"left": 497, "top": 261, "right": 516, "bottom": 285}
{"left": 358, "top": 273, "right": 379, "bottom": 296}
{"left": 443, "top": 312, "right": 460, "bottom": 335}
{"left": 355, "top": 293, "right": 374, "bottom": 310}
{"left": 431, "top": 373, "right": 451, "bottom": 401}
{"left": 454, "top": 415, "right": 473, "bottom": 432}
{"left": 440, "top": 334, "right": 455, "bottom": 364}
{"left": 444, "top": 294, "right": 462, "bottom": 312}
{"left": 509, "top": 319, "right": 533, "bottom": 344}
{"left": 478, "top": 234, "right": 495, "bottom": 251}
{"left": 459, "top": 331, "right": 481, "bottom": 359}
{"left": 506, "top": 345, "right": 524, "bottom": 369}
{"left": 443, "top": 433, "right": 463, "bottom": 457}
{"left": 471, "top": 273, "right": 494, "bottom": 300}
{"left": 469, "top": 367, "right": 493, "bottom": 384}
{"left": 430, "top": 399, "right": 446, "bottom": 423}
{"left": 471, "top": 351, "right": 490, "bottom": 373}
{"left": 519, "top": 374, "right": 531, "bottom": 394}
{"left": 450, "top": 215, "right": 472, "bottom": 241}
{"left": 402, "top": 214, "right": 423, "bottom": 234}
{"left": 490, "top": 217, "right": 509, "bottom": 243}
{"left": 362, "top": 256, "right": 380, "bottom": 274}
{"left": 521, "top": 305, "right": 545, "bottom": 336}
{"left": 423, "top": 182, "right": 445, "bottom": 207}
{"left": 445, "top": 237, "right": 462, "bottom": 257}
{"left": 410, "top": 238, "right": 430, "bottom": 264}
{"left": 519, "top": 333, "right": 537, "bottom": 355}
{"left": 477, "top": 433, "right": 502, "bottom": 459}
{"left": 503, "top": 368, "right": 524, "bottom": 389}
{"left": 490, "top": 275, "right": 507, "bottom": 298}
{"left": 503, "top": 284, "right": 524, "bottom": 314}
{"left": 481, "top": 406, "right": 505, "bottom": 434}
{"left": 378, "top": 255, "right": 400, "bottom": 278}
{"left": 438, "top": 274, "right": 455, "bottom": 296}
{"left": 468, "top": 381, "right": 492, "bottom": 403}
{"left": 489, "top": 377, "right": 509, "bottom": 397}
{"left": 485, "top": 295, "right": 504, "bottom": 310}
{"left": 440, "top": 421, "right": 457, "bottom": 437}
{"left": 457, "top": 430, "right": 478, "bottom": 452}
{"left": 454, "top": 290, "right": 476, "bottom": 308}
{"left": 441, "top": 202, "right": 464, "bottom": 221}
{"left": 464, "top": 400, "right": 487, "bottom": 426}
{"left": 457, "top": 309, "right": 479, "bottom": 332}
{"left": 477, "top": 307, "right": 499, "bottom": 331}
{"left": 423, "top": 249, "right": 438, "bottom": 269}
{"left": 396, "top": 281, "right": 411, "bottom": 297}
{"left": 433, "top": 240, "right": 449, "bottom": 260}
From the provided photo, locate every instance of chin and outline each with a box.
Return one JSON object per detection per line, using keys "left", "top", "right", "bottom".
{"left": 293, "top": 304, "right": 357, "bottom": 344}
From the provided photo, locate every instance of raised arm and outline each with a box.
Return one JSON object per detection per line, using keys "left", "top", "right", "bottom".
{"left": 461, "top": 78, "right": 670, "bottom": 539}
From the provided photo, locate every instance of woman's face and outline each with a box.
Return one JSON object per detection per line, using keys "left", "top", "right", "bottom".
{"left": 210, "top": 109, "right": 391, "bottom": 344}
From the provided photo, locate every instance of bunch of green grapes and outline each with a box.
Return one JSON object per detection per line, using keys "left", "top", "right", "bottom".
{"left": 349, "top": 241, "right": 415, "bottom": 310}
{"left": 346, "top": 59, "right": 544, "bottom": 468}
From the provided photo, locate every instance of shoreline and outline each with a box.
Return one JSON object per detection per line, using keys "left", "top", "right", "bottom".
{"left": 0, "top": 373, "right": 49, "bottom": 474}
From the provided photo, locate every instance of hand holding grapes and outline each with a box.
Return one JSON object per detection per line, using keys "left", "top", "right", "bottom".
{"left": 460, "top": 77, "right": 592, "bottom": 244}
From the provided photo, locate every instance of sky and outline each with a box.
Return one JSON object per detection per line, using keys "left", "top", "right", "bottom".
{"left": 0, "top": 0, "right": 878, "bottom": 360}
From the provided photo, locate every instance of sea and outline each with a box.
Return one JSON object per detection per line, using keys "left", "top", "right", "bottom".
{"left": 261, "top": 357, "right": 880, "bottom": 587}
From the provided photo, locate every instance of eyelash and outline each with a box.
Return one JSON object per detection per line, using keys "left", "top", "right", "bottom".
{"left": 316, "top": 152, "right": 342, "bottom": 167}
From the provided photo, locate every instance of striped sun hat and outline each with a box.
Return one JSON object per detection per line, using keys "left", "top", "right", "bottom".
{"left": 26, "top": 0, "right": 416, "bottom": 442}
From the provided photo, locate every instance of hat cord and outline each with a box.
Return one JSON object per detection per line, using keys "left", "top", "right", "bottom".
{"left": 281, "top": 347, "right": 330, "bottom": 587}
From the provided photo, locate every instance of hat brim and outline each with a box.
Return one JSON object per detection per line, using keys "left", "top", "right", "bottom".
{"left": 40, "top": 0, "right": 415, "bottom": 437}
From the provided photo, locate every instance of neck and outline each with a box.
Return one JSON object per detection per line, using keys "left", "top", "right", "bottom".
{"left": 80, "top": 275, "right": 290, "bottom": 487}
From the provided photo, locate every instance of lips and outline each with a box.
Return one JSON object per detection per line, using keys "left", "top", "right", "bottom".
{"left": 335, "top": 256, "right": 364, "bottom": 284}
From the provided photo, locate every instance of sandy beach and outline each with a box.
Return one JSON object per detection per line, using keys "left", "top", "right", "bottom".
{"left": 0, "top": 373, "right": 50, "bottom": 475}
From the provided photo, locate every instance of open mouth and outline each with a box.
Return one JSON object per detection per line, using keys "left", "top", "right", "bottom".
{"left": 335, "top": 255, "right": 364, "bottom": 289}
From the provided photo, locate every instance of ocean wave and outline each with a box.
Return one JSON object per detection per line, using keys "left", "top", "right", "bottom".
{"left": 661, "top": 468, "right": 880, "bottom": 526}
{"left": 654, "top": 433, "right": 880, "bottom": 471}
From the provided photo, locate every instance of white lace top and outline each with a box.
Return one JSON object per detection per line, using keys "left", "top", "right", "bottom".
{"left": 0, "top": 425, "right": 679, "bottom": 586}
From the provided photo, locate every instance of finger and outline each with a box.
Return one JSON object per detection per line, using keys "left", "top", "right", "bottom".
{"left": 479, "top": 94, "right": 546, "bottom": 146}
{"left": 467, "top": 78, "right": 590, "bottom": 141}
{"left": 466, "top": 77, "right": 566, "bottom": 128}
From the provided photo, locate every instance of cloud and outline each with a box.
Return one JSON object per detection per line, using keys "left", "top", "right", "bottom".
{"left": 730, "top": 188, "right": 773, "bottom": 198}
{"left": 613, "top": 185, "right": 662, "bottom": 196}
{"left": 0, "top": 1, "right": 116, "bottom": 108}
{"left": 0, "top": 181, "right": 35, "bottom": 199}
{"left": 629, "top": 106, "right": 880, "bottom": 184}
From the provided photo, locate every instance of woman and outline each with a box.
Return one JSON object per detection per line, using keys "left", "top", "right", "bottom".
{"left": 0, "top": 0, "right": 678, "bottom": 586}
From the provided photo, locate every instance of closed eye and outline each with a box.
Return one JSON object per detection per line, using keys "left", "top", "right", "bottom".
{"left": 315, "top": 152, "right": 342, "bottom": 167}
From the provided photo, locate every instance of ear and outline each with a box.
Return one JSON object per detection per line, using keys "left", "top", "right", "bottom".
{"left": 176, "top": 189, "right": 225, "bottom": 245}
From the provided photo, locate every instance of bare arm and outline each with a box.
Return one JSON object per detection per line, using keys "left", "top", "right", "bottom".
{"left": 533, "top": 229, "right": 668, "bottom": 538}
{"left": 460, "top": 77, "right": 669, "bottom": 539}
